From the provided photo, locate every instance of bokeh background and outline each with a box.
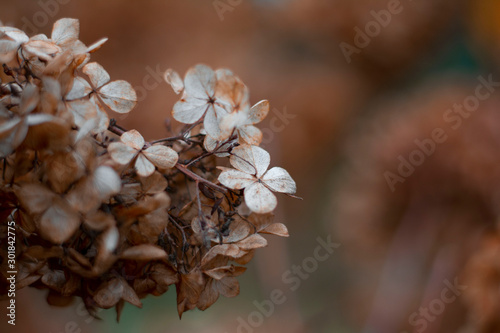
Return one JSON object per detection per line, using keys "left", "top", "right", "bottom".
{"left": 3, "top": 0, "right": 500, "bottom": 332}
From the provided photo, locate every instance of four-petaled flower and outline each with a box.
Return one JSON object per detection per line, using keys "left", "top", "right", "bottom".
{"left": 218, "top": 145, "right": 296, "bottom": 214}
{"left": 108, "top": 129, "right": 178, "bottom": 177}
{"left": 221, "top": 100, "right": 270, "bottom": 145}
{"left": 171, "top": 64, "right": 230, "bottom": 140}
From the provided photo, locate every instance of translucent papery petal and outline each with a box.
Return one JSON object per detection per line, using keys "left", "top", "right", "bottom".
{"left": 16, "top": 182, "right": 55, "bottom": 215}
{"left": 93, "top": 166, "right": 122, "bottom": 200}
{"left": 82, "top": 62, "right": 110, "bottom": 88}
{"left": 143, "top": 145, "right": 178, "bottom": 169}
{"left": 108, "top": 142, "right": 137, "bottom": 165}
{"left": 0, "top": 27, "right": 29, "bottom": 44}
{"left": 203, "top": 135, "right": 232, "bottom": 157}
{"left": 86, "top": 37, "right": 107, "bottom": 53}
{"left": 121, "top": 129, "right": 145, "bottom": 150}
{"left": 215, "top": 68, "right": 249, "bottom": 111}
{"left": 220, "top": 111, "right": 247, "bottom": 133}
{"left": 65, "top": 76, "right": 92, "bottom": 100}
{"left": 164, "top": 69, "right": 184, "bottom": 94}
{"left": 39, "top": 199, "right": 80, "bottom": 244}
{"left": 262, "top": 167, "right": 296, "bottom": 194}
{"left": 172, "top": 97, "right": 208, "bottom": 124}
{"left": 184, "top": 64, "right": 215, "bottom": 99}
{"left": 98, "top": 80, "right": 137, "bottom": 114}
{"left": 22, "top": 40, "right": 61, "bottom": 62}
{"left": 244, "top": 182, "right": 277, "bottom": 214}
{"left": 90, "top": 94, "right": 109, "bottom": 134}
{"left": 238, "top": 125, "right": 262, "bottom": 146}
{"left": 51, "top": 18, "right": 79, "bottom": 46}
{"left": 141, "top": 171, "right": 168, "bottom": 194}
{"left": 65, "top": 39, "right": 87, "bottom": 56}
{"left": 230, "top": 144, "right": 270, "bottom": 177}
{"left": 0, "top": 40, "right": 20, "bottom": 61}
{"left": 19, "top": 84, "right": 39, "bottom": 115}
{"left": 0, "top": 119, "right": 27, "bottom": 157}
{"left": 203, "top": 106, "right": 225, "bottom": 140}
{"left": 218, "top": 168, "right": 256, "bottom": 190}
{"left": 248, "top": 100, "right": 269, "bottom": 125}
{"left": 66, "top": 100, "right": 97, "bottom": 128}
{"left": 26, "top": 114, "right": 61, "bottom": 126}
{"left": 135, "top": 153, "right": 155, "bottom": 177}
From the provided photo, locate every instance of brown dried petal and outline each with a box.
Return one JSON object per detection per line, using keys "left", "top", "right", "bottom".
{"left": 16, "top": 183, "right": 55, "bottom": 214}
{"left": 215, "top": 276, "right": 240, "bottom": 298}
{"left": 260, "top": 223, "right": 289, "bottom": 237}
{"left": 201, "top": 244, "right": 240, "bottom": 266}
{"left": 121, "top": 244, "right": 167, "bottom": 261}
{"left": 237, "top": 234, "right": 268, "bottom": 251}
{"left": 39, "top": 199, "right": 80, "bottom": 244}
{"left": 197, "top": 278, "right": 219, "bottom": 311}
{"left": 176, "top": 269, "right": 204, "bottom": 318}
{"left": 93, "top": 279, "right": 123, "bottom": 309}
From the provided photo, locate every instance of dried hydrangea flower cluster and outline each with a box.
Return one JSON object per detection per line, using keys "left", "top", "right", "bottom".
{"left": 0, "top": 18, "right": 297, "bottom": 318}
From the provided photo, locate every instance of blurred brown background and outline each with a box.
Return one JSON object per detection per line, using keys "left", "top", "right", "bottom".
{"left": 3, "top": 0, "right": 500, "bottom": 332}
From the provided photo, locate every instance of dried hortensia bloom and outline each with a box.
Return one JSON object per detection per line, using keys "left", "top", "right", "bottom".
{"left": 0, "top": 18, "right": 298, "bottom": 320}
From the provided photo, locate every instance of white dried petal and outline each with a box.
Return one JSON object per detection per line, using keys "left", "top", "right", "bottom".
{"left": 238, "top": 125, "right": 262, "bottom": 146}
{"left": 218, "top": 168, "right": 255, "bottom": 190}
{"left": 86, "top": 37, "right": 108, "bottom": 53}
{"left": 164, "top": 69, "right": 184, "bottom": 94}
{"left": 184, "top": 64, "right": 215, "bottom": 99}
{"left": 262, "top": 167, "right": 296, "bottom": 194}
{"left": 135, "top": 153, "right": 155, "bottom": 177}
{"left": 98, "top": 80, "right": 137, "bottom": 114}
{"left": 230, "top": 145, "right": 270, "bottom": 177}
{"left": 172, "top": 97, "right": 209, "bottom": 124}
{"left": 143, "top": 145, "right": 178, "bottom": 169}
{"left": 108, "top": 142, "right": 137, "bottom": 165}
{"left": 120, "top": 129, "right": 144, "bottom": 150}
{"left": 93, "top": 166, "right": 122, "bottom": 199}
{"left": 244, "top": 182, "right": 277, "bottom": 214}
{"left": 66, "top": 76, "right": 92, "bottom": 100}
{"left": 51, "top": 18, "right": 79, "bottom": 47}
{"left": 83, "top": 62, "right": 110, "bottom": 88}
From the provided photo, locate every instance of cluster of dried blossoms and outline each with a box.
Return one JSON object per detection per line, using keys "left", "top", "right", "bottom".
{"left": 0, "top": 18, "right": 297, "bottom": 318}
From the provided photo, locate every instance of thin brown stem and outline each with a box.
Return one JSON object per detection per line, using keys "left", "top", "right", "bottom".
{"left": 175, "top": 164, "right": 227, "bottom": 194}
